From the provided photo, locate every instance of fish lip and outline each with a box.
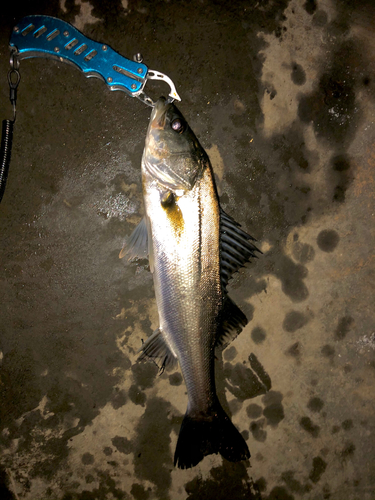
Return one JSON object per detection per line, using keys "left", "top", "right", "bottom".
{"left": 150, "top": 97, "right": 169, "bottom": 130}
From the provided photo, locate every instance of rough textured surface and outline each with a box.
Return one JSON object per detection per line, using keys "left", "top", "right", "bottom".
{"left": 0, "top": 0, "right": 374, "bottom": 499}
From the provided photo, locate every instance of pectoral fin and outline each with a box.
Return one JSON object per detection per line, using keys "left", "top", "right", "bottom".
{"left": 119, "top": 217, "right": 148, "bottom": 260}
{"left": 216, "top": 296, "right": 248, "bottom": 348}
{"left": 138, "top": 328, "right": 178, "bottom": 372}
{"left": 119, "top": 215, "right": 155, "bottom": 272}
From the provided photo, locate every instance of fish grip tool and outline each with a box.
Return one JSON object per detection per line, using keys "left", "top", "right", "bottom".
{"left": 0, "top": 15, "right": 181, "bottom": 204}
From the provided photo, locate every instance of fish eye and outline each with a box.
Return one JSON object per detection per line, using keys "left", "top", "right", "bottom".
{"left": 171, "top": 118, "right": 185, "bottom": 133}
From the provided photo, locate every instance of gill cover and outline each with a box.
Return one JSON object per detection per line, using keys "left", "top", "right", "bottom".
{"left": 143, "top": 98, "right": 207, "bottom": 191}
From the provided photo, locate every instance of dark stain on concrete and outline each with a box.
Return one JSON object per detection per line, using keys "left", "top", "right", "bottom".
{"left": 317, "top": 230, "right": 340, "bottom": 252}
{"left": 304, "top": 0, "right": 317, "bottom": 15}
{"left": 129, "top": 385, "right": 146, "bottom": 407}
{"left": 131, "top": 483, "right": 150, "bottom": 500}
{"left": 246, "top": 403, "right": 263, "bottom": 419}
{"left": 81, "top": 452, "right": 95, "bottom": 465}
{"left": 241, "top": 429, "right": 249, "bottom": 441}
{"left": 254, "top": 476, "right": 267, "bottom": 493}
{"left": 265, "top": 486, "right": 295, "bottom": 500}
{"left": 299, "top": 417, "right": 320, "bottom": 437}
{"left": 225, "top": 362, "right": 267, "bottom": 401}
{"left": 133, "top": 397, "right": 172, "bottom": 499}
{"left": 313, "top": 10, "right": 328, "bottom": 27}
{"left": 250, "top": 418, "right": 267, "bottom": 442}
{"left": 228, "top": 398, "right": 242, "bottom": 416}
{"left": 322, "top": 483, "right": 331, "bottom": 499}
{"left": 262, "top": 391, "right": 285, "bottom": 427}
{"left": 185, "top": 460, "right": 260, "bottom": 500}
{"left": 307, "top": 397, "right": 324, "bottom": 413}
{"left": 343, "top": 363, "right": 352, "bottom": 373}
{"left": 281, "top": 470, "right": 312, "bottom": 493}
{"left": 111, "top": 388, "right": 127, "bottom": 410}
{"left": 225, "top": 353, "right": 271, "bottom": 402}
{"left": 283, "top": 311, "right": 310, "bottom": 333}
{"left": 272, "top": 256, "right": 309, "bottom": 302}
{"left": 111, "top": 436, "right": 132, "bottom": 455}
{"left": 340, "top": 442, "right": 356, "bottom": 462}
{"left": 342, "top": 419, "right": 354, "bottom": 431}
{"left": 63, "top": 470, "right": 127, "bottom": 499}
{"left": 103, "top": 447, "right": 112, "bottom": 456}
{"left": 291, "top": 63, "right": 306, "bottom": 86}
{"left": 286, "top": 342, "right": 301, "bottom": 360}
{"left": 168, "top": 372, "right": 183, "bottom": 386}
{"left": 298, "top": 40, "right": 362, "bottom": 147}
{"left": 223, "top": 345, "right": 238, "bottom": 361}
{"left": 309, "top": 456, "right": 327, "bottom": 483}
{"left": 321, "top": 344, "right": 335, "bottom": 359}
{"left": 334, "top": 316, "right": 354, "bottom": 340}
{"left": 331, "top": 153, "right": 353, "bottom": 202}
{"left": 251, "top": 326, "right": 266, "bottom": 344}
{"left": 292, "top": 242, "right": 315, "bottom": 264}
{"left": 131, "top": 362, "right": 158, "bottom": 390}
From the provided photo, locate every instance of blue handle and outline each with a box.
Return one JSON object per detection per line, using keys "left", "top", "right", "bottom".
{"left": 10, "top": 15, "right": 148, "bottom": 96}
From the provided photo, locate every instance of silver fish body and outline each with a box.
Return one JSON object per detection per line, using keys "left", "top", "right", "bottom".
{"left": 143, "top": 142, "right": 221, "bottom": 414}
{"left": 122, "top": 98, "right": 258, "bottom": 468}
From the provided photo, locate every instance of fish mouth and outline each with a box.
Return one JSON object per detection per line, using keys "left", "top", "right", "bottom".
{"left": 149, "top": 97, "right": 169, "bottom": 130}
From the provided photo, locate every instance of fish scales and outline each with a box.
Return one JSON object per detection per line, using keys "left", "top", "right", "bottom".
{"left": 144, "top": 164, "right": 221, "bottom": 412}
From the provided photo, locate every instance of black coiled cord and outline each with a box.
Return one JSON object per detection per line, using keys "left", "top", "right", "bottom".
{"left": 0, "top": 56, "right": 20, "bottom": 205}
{"left": 0, "top": 119, "right": 14, "bottom": 204}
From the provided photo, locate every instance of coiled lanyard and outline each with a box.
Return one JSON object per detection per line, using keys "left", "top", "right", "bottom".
{"left": 0, "top": 49, "right": 20, "bottom": 203}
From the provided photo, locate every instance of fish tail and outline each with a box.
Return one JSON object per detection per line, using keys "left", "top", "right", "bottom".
{"left": 174, "top": 402, "right": 250, "bottom": 469}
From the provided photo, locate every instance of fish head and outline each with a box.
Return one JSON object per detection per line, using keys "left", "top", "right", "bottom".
{"left": 143, "top": 97, "right": 207, "bottom": 193}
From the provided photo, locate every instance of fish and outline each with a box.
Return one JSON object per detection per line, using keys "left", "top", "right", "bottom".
{"left": 120, "top": 97, "right": 260, "bottom": 469}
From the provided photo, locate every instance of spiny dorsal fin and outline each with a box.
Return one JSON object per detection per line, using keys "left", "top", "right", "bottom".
{"left": 138, "top": 328, "right": 178, "bottom": 373}
{"left": 220, "top": 208, "right": 261, "bottom": 289}
{"left": 216, "top": 296, "right": 248, "bottom": 348}
{"left": 119, "top": 216, "right": 148, "bottom": 260}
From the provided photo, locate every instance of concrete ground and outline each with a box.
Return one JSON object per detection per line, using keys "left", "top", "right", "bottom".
{"left": 0, "top": 0, "right": 374, "bottom": 499}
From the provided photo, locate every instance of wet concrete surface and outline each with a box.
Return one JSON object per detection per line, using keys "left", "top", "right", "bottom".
{"left": 0, "top": 0, "right": 374, "bottom": 498}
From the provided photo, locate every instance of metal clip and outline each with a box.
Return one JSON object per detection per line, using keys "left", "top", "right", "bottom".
{"left": 136, "top": 70, "right": 181, "bottom": 107}
{"left": 8, "top": 49, "right": 21, "bottom": 121}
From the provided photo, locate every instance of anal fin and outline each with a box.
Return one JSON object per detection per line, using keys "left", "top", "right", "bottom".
{"left": 216, "top": 296, "right": 248, "bottom": 349}
{"left": 138, "top": 328, "right": 178, "bottom": 372}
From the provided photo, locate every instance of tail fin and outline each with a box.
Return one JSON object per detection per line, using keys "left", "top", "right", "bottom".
{"left": 174, "top": 403, "right": 250, "bottom": 469}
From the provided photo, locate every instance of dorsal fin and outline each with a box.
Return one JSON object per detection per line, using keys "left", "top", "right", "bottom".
{"left": 220, "top": 208, "right": 261, "bottom": 289}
